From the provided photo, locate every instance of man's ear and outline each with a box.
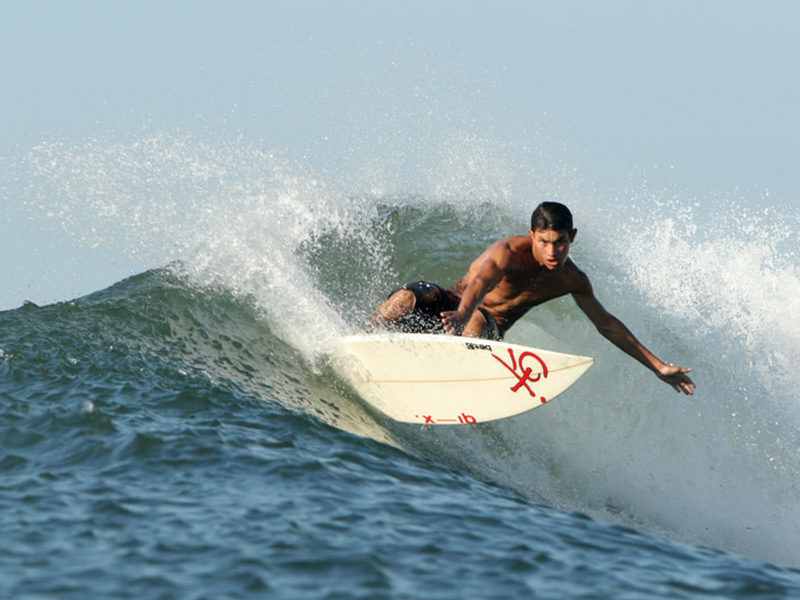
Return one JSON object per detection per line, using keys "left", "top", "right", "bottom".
{"left": 569, "top": 228, "right": 577, "bottom": 243}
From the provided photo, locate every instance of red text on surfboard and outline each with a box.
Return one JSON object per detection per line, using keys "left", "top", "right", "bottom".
{"left": 415, "top": 413, "right": 477, "bottom": 424}
{"left": 490, "top": 348, "right": 549, "bottom": 403}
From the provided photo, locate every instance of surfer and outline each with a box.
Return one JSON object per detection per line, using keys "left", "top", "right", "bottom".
{"left": 368, "top": 201, "right": 696, "bottom": 395}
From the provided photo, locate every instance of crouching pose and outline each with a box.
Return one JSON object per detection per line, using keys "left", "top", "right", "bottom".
{"left": 369, "top": 202, "right": 695, "bottom": 395}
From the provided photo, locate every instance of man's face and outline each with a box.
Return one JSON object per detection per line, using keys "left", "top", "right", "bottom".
{"left": 529, "top": 228, "right": 576, "bottom": 270}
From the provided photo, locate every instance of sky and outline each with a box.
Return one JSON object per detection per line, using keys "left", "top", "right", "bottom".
{"left": 2, "top": 1, "right": 799, "bottom": 310}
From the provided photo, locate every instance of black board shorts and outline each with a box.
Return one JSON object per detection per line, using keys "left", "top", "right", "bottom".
{"left": 388, "top": 281, "right": 501, "bottom": 340}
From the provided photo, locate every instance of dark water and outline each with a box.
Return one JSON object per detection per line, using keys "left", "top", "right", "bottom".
{"left": 3, "top": 263, "right": 800, "bottom": 598}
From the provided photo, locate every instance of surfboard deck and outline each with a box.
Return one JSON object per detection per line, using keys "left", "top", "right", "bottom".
{"left": 331, "top": 333, "right": 594, "bottom": 424}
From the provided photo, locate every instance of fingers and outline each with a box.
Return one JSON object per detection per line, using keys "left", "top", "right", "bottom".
{"left": 676, "top": 376, "right": 696, "bottom": 395}
{"left": 659, "top": 367, "right": 696, "bottom": 395}
{"left": 440, "top": 311, "right": 462, "bottom": 334}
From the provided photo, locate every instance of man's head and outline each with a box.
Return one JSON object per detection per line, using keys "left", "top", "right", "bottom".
{"left": 529, "top": 202, "right": 577, "bottom": 270}
{"left": 530, "top": 202, "right": 573, "bottom": 232}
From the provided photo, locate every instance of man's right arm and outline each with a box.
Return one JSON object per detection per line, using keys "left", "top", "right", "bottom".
{"left": 440, "top": 242, "right": 510, "bottom": 334}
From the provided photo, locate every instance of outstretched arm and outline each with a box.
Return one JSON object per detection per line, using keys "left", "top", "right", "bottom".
{"left": 572, "top": 284, "right": 696, "bottom": 395}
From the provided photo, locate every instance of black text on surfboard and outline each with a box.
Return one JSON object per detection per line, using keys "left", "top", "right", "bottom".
{"left": 464, "top": 342, "right": 492, "bottom": 351}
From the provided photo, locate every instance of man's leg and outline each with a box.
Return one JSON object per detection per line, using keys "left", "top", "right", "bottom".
{"left": 461, "top": 309, "right": 487, "bottom": 338}
{"left": 366, "top": 289, "right": 416, "bottom": 331}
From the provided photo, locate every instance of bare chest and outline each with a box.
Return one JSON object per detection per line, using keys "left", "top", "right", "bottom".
{"left": 485, "top": 273, "right": 570, "bottom": 313}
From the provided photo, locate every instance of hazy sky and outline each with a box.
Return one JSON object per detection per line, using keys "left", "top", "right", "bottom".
{"left": 2, "top": 1, "right": 799, "bottom": 309}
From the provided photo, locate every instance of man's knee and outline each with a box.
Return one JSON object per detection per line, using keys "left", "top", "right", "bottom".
{"left": 388, "top": 289, "right": 416, "bottom": 311}
{"left": 377, "top": 289, "right": 416, "bottom": 321}
{"left": 463, "top": 310, "right": 487, "bottom": 338}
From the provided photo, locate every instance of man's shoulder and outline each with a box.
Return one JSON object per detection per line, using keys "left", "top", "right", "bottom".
{"left": 492, "top": 235, "right": 531, "bottom": 254}
{"left": 486, "top": 235, "right": 532, "bottom": 269}
{"left": 561, "top": 259, "right": 592, "bottom": 293}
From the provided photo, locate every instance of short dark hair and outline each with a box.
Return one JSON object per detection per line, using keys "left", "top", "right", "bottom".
{"left": 530, "top": 202, "right": 573, "bottom": 232}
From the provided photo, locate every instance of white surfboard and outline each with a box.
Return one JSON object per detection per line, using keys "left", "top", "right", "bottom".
{"left": 331, "top": 333, "right": 594, "bottom": 424}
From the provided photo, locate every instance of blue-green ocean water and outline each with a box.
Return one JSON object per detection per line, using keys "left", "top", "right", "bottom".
{"left": 3, "top": 269, "right": 799, "bottom": 599}
{"left": 4, "top": 136, "right": 800, "bottom": 598}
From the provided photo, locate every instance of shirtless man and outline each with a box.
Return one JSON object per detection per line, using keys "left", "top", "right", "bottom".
{"left": 370, "top": 201, "right": 696, "bottom": 395}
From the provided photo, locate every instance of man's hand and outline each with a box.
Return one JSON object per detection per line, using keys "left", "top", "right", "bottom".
{"left": 440, "top": 310, "right": 468, "bottom": 335}
{"left": 657, "top": 365, "right": 696, "bottom": 395}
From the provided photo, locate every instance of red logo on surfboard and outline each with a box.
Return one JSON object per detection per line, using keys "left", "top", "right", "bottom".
{"left": 490, "top": 348, "right": 549, "bottom": 403}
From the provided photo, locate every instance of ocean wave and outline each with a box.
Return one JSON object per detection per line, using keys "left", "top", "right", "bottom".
{"left": 6, "top": 131, "right": 800, "bottom": 568}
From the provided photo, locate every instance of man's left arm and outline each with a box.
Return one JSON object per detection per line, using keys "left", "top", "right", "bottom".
{"left": 572, "top": 286, "right": 696, "bottom": 395}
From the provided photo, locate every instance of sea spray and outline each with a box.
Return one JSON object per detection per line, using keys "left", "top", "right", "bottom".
{"left": 19, "top": 132, "right": 394, "bottom": 358}
{"left": 490, "top": 185, "right": 800, "bottom": 565}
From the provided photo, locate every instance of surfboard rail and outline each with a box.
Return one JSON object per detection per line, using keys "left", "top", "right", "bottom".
{"left": 331, "top": 333, "right": 594, "bottom": 424}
